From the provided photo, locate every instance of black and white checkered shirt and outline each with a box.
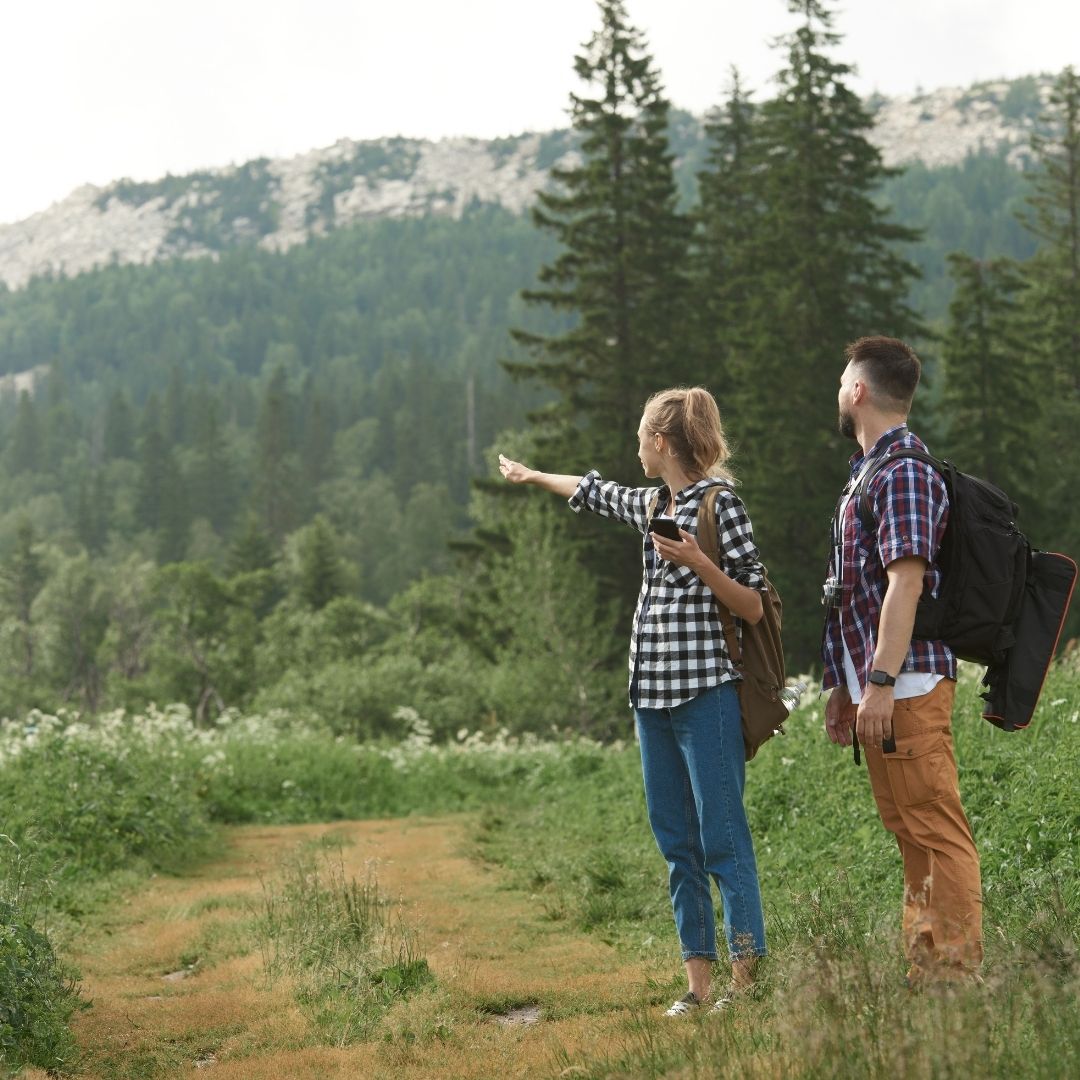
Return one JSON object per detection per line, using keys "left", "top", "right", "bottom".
{"left": 569, "top": 470, "right": 766, "bottom": 710}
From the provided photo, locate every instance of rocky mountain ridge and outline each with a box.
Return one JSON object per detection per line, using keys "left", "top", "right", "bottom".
{"left": 0, "top": 74, "right": 1056, "bottom": 291}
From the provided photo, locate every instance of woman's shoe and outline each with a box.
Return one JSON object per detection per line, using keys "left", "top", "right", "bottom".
{"left": 664, "top": 991, "right": 705, "bottom": 1016}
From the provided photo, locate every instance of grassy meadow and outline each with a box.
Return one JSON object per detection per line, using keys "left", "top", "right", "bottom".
{"left": 1, "top": 661, "right": 1078, "bottom": 1077}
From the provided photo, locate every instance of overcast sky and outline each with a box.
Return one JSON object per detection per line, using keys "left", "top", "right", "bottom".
{"left": 3, "top": 0, "right": 1077, "bottom": 225}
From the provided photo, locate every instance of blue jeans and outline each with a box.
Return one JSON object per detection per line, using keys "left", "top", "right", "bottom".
{"left": 635, "top": 683, "right": 767, "bottom": 962}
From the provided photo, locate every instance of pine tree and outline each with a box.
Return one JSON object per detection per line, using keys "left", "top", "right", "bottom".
{"left": 1024, "top": 66, "right": 1080, "bottom": 370}
{"left": 135, "top": 397, "right": 169, "bottom": 532}
{"left": 1022, "top": 66, "right": 1080, "bottom": 552}
{"left": 296, "top": 515, "right": 346, "bottom": 611}
{"left": 939, "top": 255, "right": 1036, "bottom": 497}
{"left": 507, "top": 0, "right": 693, "bottom": 607}
{"left": 104, "top": 389, "right": 136, "bottom": 459}
{"left": 75, "top": 470, "right": 111, "bottom": 553}
{"left": 164, "top": 364, "right": 190, "bottom": 446}
{"left": 254, "top": 365, "right": 298, "bottom": 541}
{"left": 509, "top": 0, "right": 693, "bottom": 482}
{"left": 0, "top": 519, "right": 47, "bottom": 678}
{"left": 694, "top": 69, "right": 761, "bottom": 388}
{"left": 9, "top": 391, "right": 41, "bottom": 474}
{"left": 722, "top": 0, "right": 924, "bottom": 661}
{"left": 135, "top": 396, "right": 189, "bottom": 559}
{"left": 229, "top": 512, "right": 277, "bottom": 574}
{"left": 155, "top": 454, "right": 190, "bottom": 564}
{"left": 299, "top": 383, "right": 336, "bottom": 514}
{"left": 188, "top": 398, "right": 237, "bottom": 533}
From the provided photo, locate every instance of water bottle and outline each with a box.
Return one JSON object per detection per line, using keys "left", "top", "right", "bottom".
{"left": 779, "top": 681, "right": 807, "bottom": 715}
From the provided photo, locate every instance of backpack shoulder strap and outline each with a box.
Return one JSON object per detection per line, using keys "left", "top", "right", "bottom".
{"left": 697, "top": 485, "right": 742, "bottom": 666}
{"left": 646, "top": 488, "right": 662, "bottom": 526}
{"left": 855, "top": 447, "right": 946, "bottom": 533}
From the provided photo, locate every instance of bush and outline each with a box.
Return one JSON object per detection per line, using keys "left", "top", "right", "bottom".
{"left": 0, "top": 842, "right": 81, "bottom": 1077}
{"left": 0, "top": 708, "right": 212, "bottom": 889}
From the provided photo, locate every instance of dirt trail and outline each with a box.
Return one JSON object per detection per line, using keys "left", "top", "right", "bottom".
{"left": 51, "top": 816, "right": 659, "bottom": 1079}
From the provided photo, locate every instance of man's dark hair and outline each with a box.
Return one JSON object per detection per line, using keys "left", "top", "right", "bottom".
{"left": 844, "top": 336, "right": 921, "bottom": 410}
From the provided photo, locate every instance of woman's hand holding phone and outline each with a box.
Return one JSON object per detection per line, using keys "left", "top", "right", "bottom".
{"left": 649, "top": 522, "right": 706, "bottom": 571}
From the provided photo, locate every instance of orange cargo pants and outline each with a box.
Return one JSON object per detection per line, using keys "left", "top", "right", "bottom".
{"left": 859, "top": 678, "right": 983, "bottom": 982}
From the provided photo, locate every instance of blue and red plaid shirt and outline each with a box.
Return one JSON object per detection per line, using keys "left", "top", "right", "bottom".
{"left": 821, "top": 425, "right": 957, "bottom": 693}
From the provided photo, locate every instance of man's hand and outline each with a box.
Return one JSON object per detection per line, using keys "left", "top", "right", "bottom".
{"left": 856, "top": 684, "right": 894, "bottom": 750}
{"left": 855, "top": 555, "right": 925, "bottom": 751}
{"left": 825, "top": 686, "right": 856, "bottom": 747}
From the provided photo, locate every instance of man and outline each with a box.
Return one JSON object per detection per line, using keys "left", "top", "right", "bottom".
{"left": 822, "top": 335, "right": 982, "bottom": 987}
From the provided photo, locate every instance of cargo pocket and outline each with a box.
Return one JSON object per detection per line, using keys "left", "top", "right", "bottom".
{"left": 885, "top": 729, "right": 951, "bottom": 808}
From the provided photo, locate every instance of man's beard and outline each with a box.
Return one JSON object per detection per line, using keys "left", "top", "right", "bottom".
{"left": 837, "top": 408, "right": 856, "bottom": 440}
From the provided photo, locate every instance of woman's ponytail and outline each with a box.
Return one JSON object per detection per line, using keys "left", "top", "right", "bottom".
{"left": 643, "top": 387, "right": 734, "bottom": 482}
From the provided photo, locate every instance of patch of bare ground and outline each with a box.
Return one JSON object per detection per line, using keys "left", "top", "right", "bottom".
{"left": 68, "top": 816, "right": 658, "bottom": 1078}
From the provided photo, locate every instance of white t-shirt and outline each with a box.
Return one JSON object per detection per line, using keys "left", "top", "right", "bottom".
{"left": 842, "top": 642, "right": 943, "bottom": 704}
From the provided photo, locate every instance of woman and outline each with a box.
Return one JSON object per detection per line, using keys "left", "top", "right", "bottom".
{"left": 498, "top": 387, "right": 768, "bottom": 1016}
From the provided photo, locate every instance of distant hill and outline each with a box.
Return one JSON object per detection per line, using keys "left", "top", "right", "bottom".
{"left": 0, "top": 74, "right": 1056, "bottom": 291}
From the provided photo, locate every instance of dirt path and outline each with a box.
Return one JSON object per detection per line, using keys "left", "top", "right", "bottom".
{"left": 49, "top": 816, "right": 661, "bottom": 1079}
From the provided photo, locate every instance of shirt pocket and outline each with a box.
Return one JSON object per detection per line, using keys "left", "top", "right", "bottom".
{"left": 661, "top": 561, "right": 698, "bottom": 592}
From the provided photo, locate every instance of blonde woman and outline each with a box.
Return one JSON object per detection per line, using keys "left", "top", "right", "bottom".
{"left": 499, "top": 387, "right": 767, "bottom": 1015}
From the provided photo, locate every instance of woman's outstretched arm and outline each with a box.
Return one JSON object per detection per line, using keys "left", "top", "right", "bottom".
{"left": 498, "top": 454, "right": 582, "bottom": 499}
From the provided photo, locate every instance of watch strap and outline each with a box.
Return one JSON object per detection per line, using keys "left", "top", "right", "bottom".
{"left": 869, "top": 669, "right": 897, "bottom": 687}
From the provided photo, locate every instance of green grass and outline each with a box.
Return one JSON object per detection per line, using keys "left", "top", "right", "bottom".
{"left": 255, "top": 851, "right": 433, "bottom": 1044}
{"left": 1, "top": 661, "right": 1078, "bottom": 1076}
{"left": 474, "top": 662, "right": 1080, "bottom": 1078}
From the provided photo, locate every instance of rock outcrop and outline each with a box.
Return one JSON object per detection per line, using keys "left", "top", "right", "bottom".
{"left": 0, "top": 74, "right": 1056, "bottom": 291}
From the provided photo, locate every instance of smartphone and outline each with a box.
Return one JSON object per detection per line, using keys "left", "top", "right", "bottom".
{"left": 648, "top": 517, "right": 682, "bottom": 542}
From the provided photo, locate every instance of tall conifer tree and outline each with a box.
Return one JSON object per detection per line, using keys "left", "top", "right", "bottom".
{"left": 508, "top": 0, "right": 692, "bottom": 603}
{"left": 9, "top": 391, "right": 41, "bottom": 475}
{"left": 718, "top": 0, "right": 923, "bottom": 660}
{"left": 1022, "top": 66, "right": 1080, "bottom": 553}
{"left": 255, "top": 365, "right": 298, "bottom": 542}
{"left": 694, "top": 70, "right": 761, "bottom": 388}
{"left": 0, "top": 519, "right": 47, "bottom": 678}
{"left": 104, "top": 389, "right": 135, "bottom": 460}
{"left": 940, "top": 255, "right": 1036, "bottom": 497}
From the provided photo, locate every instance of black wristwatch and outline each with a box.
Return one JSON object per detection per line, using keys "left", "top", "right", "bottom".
{"left": 868, "top": 669, "right": 897, "bottom": 687}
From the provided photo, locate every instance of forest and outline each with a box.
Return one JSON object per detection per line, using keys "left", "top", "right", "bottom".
{"left": 0, "top": 0, "right": 1076, "bottom": 735}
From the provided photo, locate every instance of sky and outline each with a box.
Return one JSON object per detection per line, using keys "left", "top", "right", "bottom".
{"left": 3, "top": 0, "right": 1078, "bottom": 225}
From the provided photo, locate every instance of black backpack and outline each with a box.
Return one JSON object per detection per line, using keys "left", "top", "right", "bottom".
{"left": 856, "top": 449, "right": 1027, "bottom": 666}
{"left": 856, "top": 449, "right": 1077, "bottom": 730}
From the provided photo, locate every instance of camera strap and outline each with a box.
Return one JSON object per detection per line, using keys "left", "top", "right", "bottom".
{"left": 828, "top": 436, "right": 905, "bottom": 583}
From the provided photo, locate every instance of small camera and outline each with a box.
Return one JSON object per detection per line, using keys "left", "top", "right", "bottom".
{"left": 821, "top": 576, "right": 842, "bottom": 610}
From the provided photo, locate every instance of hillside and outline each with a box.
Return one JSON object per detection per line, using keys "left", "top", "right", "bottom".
{"left": 0, "top": 75, "right": 1055, "bottom": 291}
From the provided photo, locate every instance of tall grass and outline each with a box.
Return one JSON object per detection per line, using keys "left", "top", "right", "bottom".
{"left": 0, "top": 702, "right": 609, "bottom": 1073}
{"left": 478, "top": 661, "right": 1080, "bottom": 1078}
{"left": 1, "top": 660, "right": 1077, "bottom": 1076}
{"left": 255, "top": 851, "right": 433, "bottom": 1045}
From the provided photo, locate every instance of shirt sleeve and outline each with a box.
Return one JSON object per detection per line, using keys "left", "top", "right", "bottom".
{"left": 568, "top": 470, "right": 655, "bottom": 532}
{"left": 870, "top": 459, "right": 949, "bottom": 569}
{"left": 713, "top": 490, "right": 767, "bottom": 591}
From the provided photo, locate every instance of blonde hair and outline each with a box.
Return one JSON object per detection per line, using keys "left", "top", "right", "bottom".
{"left": 642, "top": 387, "right": 734, "bottom": 482}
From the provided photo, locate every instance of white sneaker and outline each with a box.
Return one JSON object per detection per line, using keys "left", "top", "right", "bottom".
{"left": 664, "top": 991, "right": 704, "bottom": 1017}
{"left": 710, "top": 983, "right": 752, "bottom": 1011}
